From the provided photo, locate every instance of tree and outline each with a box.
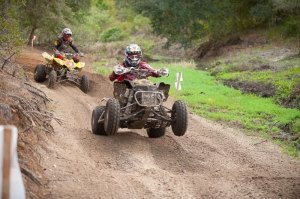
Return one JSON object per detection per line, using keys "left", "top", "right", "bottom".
{"left": 118, "top": 0, "right": 210, "bottom": 47}
{"left": 17, "top": 0, "right": 92, "bottom": 45}
{"left": 119, "top": 0, "right": 300, "bottom": 48}
{"left": 0, "top": 0, "right": 23, "bottom": 59}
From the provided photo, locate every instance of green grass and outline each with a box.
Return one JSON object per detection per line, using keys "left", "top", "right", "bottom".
{"left": 204, "top": 45, "right": 300, "bottom": 108}
{"left": 217, "top": 66, "right": 300, "bottom": 102}
{"left": 92, "top": 61, "right": 112, "bottom": 75}
{"left": 150, "top": 62, "right": 300, "bottom": 157}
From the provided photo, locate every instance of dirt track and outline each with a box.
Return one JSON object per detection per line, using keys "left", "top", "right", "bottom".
{"left": 17, "top": 48, "right": 300, "bottom": 199}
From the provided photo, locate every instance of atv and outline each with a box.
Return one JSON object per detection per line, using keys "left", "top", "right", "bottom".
{"left": 91, "top": 66, "right": 188, "bottom": 138}
{"left": 34, "top": 52, "right": 89, "bottom": 93}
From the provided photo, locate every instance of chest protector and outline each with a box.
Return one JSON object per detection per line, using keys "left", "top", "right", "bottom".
{"left": 55, "top": 37, "right": 73, "bottom": 52}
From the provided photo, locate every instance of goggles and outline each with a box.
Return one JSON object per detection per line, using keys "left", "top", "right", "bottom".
{"left": 128, "top": 53, "right": 141, "bottom": 60}
{"left": 64, "top": 34, "right": 72, "bottom": 38}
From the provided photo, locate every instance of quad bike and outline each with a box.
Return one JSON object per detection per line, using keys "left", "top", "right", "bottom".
{"left": 91, "top": 66, "right": 188, "bottom": 138}
{"left": 34, "top": 52, "right": 89, "bottom": 93}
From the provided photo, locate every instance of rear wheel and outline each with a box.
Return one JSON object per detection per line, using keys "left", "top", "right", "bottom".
{"left": 48, "top": 70, "right": 57, "bottom": 88}
{"left": 147, "top": 128, "right": 166, "bottom": 138}
{"left": 91, "top": 106, "right": 106, "bottom": 135}
{"left": 34, "top": 64, "right": 46, "bottom": 82}
{"left": 80, "top": 75, "right": 89, "bottom": 93}
{"left": 104, "top": 98, "right": 120, "bottom": 135}
{"left": 171, "top": 100, "right": 188, "bottom": 136}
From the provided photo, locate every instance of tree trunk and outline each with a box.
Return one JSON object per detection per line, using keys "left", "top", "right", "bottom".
{"left": 27, "top": 26, "right": 36, "bottom": 45}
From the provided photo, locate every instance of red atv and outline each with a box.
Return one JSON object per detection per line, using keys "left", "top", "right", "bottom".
{"left": 91, "top": 67, "right": 188, "bottom": 138}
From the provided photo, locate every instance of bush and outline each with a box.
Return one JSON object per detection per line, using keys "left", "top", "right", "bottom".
{"left": 0, "top": 16, "right": 23, "bottom": 58}
{"left": 100, "top": 27, "right": 125, "bottom": 42}
{"left": 250, "top": 3, "right": 272, "bottom": 24}
{"left": 282, "top": 17, "right": 300, "bottom": 37}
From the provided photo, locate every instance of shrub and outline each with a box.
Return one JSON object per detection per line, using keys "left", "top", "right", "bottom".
{"left": 100, "top": 27, "right": 125, "bottom": 42}
{"left": 0, "top": 16, "right": 23, "bottom": 58}
{"left": 282, "top": 16, "right": 300, "bottom": 37}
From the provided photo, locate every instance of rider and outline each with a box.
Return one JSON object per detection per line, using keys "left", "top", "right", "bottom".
{"left": 54, "top": 28, "right": 83, "bottom": 63}
{"left": 109, "top": 44, "right": 161, "bottom": 82}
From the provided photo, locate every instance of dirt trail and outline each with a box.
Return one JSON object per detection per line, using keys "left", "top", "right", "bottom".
{"left": 17, "top": 48, "right": 300, "bottom": 199}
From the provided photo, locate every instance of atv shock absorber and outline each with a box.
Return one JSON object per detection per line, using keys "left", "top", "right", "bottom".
{"left": 125, "top": 90, "right": 134, "bottom": 115}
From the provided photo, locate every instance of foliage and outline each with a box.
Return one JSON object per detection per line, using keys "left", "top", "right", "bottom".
{"left": 282, "top": 16, "right": 300, "bottom": 37}
{"left": 100, "top": 27, "right": 125, "bottom": 42}
{"left": 118, "top": 0, "right": 300, "bottom": 47}
{"left": 0, "top": 16, "right": 23, "bottom": 58}
{"left": 18, "top": 0, "right": 91, "bottom": 42}
{"left": 116, "top": 0, "right": 208, "bottom": 47}
{"left": 272, "top": 0, "right": 300, "bottom": 12}
{"left": 0, "top": 1, "right": 24, "bottom": 58}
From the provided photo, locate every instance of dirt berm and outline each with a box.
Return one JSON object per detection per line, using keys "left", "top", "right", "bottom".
{"left": 16, "top": 48, "right": 300, "bottom": 199}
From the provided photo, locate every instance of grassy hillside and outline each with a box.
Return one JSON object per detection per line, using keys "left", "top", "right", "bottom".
{"left": 150, "top": 61, "right": 300, "bottom": 157}
{"left": 197, "top": 39, "right": 300, "bottom": 109}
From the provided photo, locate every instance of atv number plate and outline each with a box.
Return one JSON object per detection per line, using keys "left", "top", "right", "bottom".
{"left": 134, "top": 91, "right": 164, "bottom": 107}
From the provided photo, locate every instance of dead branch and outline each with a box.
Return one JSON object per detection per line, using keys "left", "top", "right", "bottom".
{"left": 47, "top": 179, "right": 67, "bottom": 182}
{"left": 17, "top": 105, "right": 36, "bottom": 126}
{"left": 1, "top": 52, "right": 16, "bottom": 69}
{"left": 18, "top": 135, "right": 42, "bottom": 162}
{"left": 0, "top": 89, "right": 56, "bottom": 133}
{"left": 1, "top": 93, "right": 44, "bottom": 119}
{"left": 42, "top": 127, "right": 53, "bottom": 134}
{"left": 0, "top": 103, "right": 12, "bottom": 121}
{"left": 25, "top": 110, "right": 64, "bottom": 126}
{"left": 254, "top": 140, "right": 268, "bottom": 146}
{"left": 21, "top": 167, "right": 43, "bottom": 186}
{"left": 24, "top": 82, "right": 52, "bottom": 102}
{"left": 21, "top": 126, "right": 33, "bottom": 134}
{"left": 0, "top": 91, "right": 35, "bottom": 110}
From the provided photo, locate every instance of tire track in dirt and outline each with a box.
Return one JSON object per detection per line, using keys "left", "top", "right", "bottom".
{"left": 17, "top": 48, "right": 300, "bottom": 199}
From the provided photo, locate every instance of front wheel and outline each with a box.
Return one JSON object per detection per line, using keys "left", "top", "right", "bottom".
{"left": 91, "top": 106, "right": 106, "bottom": 135}
{"left": 104, "top": 98, "right": 120, "bottom": 135}
{"left": 34, "top": 64, "right": 46, "bottom": 82}
{"left": 147, "top": 128, "right": 166, "bottom": 138}
{"left": 80, "top": 75, "right": 89, "bottom": 93}
{"left": 48, "top": 70, "right": 57, "bottom": 88}
{"left": 171, "top": 100, "right": 188, "bottom": 136}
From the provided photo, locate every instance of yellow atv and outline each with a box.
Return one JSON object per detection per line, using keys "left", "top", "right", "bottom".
{"left": 34, "top": 52, "right": 89, "bottom": 93}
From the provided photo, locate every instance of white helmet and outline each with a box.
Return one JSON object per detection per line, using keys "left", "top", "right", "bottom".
{"left": 125, "top": 44, "right": 142, "bottom": 67}
{"left": 62, "top": 28, "right": 72, "bottom": 35}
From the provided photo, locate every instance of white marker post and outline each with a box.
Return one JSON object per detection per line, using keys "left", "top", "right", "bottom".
{"left": 31, "top": 35, "right": 36, "bottom": 48}
{"left": 0, "top": 126, "right": 26, "bottom": 199}
{"left": 175, "top": 72, "right": 183, "bottom": 91}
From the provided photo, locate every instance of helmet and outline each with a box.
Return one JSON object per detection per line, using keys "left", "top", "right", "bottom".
{"left": 125, "top": 44, "right": 142, "bottom": 67}
{"left": 62, "top": 28, "right": 72, "bottom": 41}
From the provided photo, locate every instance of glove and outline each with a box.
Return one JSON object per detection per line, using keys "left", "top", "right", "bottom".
{"left": 113, "top": 65, "right": 125, "bottom": 75}
{"left": 54, "top": 49, "right": 60, "bottom": 56}
{"left": 157, "top": 68, "right": 169, "bottom": 77}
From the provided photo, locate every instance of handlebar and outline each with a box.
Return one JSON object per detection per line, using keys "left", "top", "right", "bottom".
{"left": 54, "top": 50, "right": 85, "bottom": 58}
{"left": 113, "top": 66, "right": 169, "bottom": 78}
{"left": 64, "top": 52, "right": 85, "bottom": 57}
